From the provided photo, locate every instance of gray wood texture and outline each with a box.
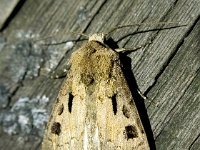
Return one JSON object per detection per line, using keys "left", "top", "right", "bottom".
{"left": 0, "top": 0, "right": 199, "bottom": 149}
{"left": 0, "top": 0, "right": 21, "bottom": 30}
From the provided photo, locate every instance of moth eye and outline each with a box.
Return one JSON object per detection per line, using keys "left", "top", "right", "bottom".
{"left": 57, "top": 104, "right": 64, "bottom": 115}
{"left": 111, "top": 94, "right": 117, "bottom": 115}
{"left": 124, "top": 125, "right": 138, "bottom": 140}
{"left": 51, "top": 122, "right": 61, "bottom": 135}
{"left": 68, "top": 93, "right": 74, "bottom": 113}
{"left": 122, "top": 105, "right": 130, "bottom": 118}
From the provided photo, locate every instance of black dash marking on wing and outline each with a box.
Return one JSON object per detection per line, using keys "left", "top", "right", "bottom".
{"left": 111, "top": 94, "right": 117, "bottom": 115}
{"left": 68, "top": 93, "right": 74, "bottom": 113}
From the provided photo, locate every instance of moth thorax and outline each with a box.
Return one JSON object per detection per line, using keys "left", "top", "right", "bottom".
{"left": 89, "top": 33, "right": 106, "bottom": 43}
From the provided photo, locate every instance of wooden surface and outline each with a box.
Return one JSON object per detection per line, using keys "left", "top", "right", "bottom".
{"left": 0, "top": 0, "right": 21, "bottom": 30}
{"left": 0, "top": 0, "right": 199, "bottom": 149}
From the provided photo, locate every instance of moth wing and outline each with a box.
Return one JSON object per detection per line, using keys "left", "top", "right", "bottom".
{"left": 95, "top": 52, "right": 150, "bottom": 150}
{"left": 42, "top": 79, "right": 86, "bottom": 149}
{"left": 42, "top": 41, "right": 150, "bottom": 150}
{"left": 42, "top": 46, "right": 89, "bottom": 150}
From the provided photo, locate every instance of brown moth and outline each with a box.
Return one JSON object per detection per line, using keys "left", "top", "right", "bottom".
{"left": 42, "top": 33, "right": 150, "bottom": 150}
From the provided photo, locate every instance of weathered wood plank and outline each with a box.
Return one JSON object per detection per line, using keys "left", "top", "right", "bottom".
{"left": 147, "top": 18, "right": 200, "bottom": 149}
{"left": 0, "top": 0, "right": 199, "bottom": 149}
{"left": 0, "top": 0, "right": 21, "bottom": 30}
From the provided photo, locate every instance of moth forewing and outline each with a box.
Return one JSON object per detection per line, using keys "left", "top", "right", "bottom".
{"left": 42, "top": 33, "right": 150, "bottom": 150}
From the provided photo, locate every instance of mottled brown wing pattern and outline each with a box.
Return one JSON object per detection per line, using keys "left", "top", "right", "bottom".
{"left": 42, "top": 37, "right": 150, "bottom": 150}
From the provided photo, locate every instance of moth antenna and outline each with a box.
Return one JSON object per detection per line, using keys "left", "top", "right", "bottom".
{"left": 70, "top": 31, "right": 89, "bottom": 38}
{"left": 106, "top": 22, "right": 187, "bottom": 36}
{"left": 32, "top": 31, "right": 89, "bottom": 46}
{"left": 36, "top": 38, "right": 88, "bottom": 46}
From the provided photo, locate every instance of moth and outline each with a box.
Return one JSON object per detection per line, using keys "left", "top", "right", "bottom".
{"left": 42, "top": 33, "right": 150, "bottom": 150}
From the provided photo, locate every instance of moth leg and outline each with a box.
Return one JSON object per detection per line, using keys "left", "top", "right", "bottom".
{"left": 115, "top": 40, "right": 152, "bottom": 53}
{"left": 51, "top": 64, "right": 70, "bottom": 79}
{"left": 137, "top": 89, "right": 159, "bottom": 107}
{"left": 137, "top": 89, "right": 147, "bottom": 100}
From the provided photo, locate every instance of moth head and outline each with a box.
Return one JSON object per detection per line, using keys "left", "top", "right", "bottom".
{"left": 89, "top": 33, "right": 106, "bottom": 43}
